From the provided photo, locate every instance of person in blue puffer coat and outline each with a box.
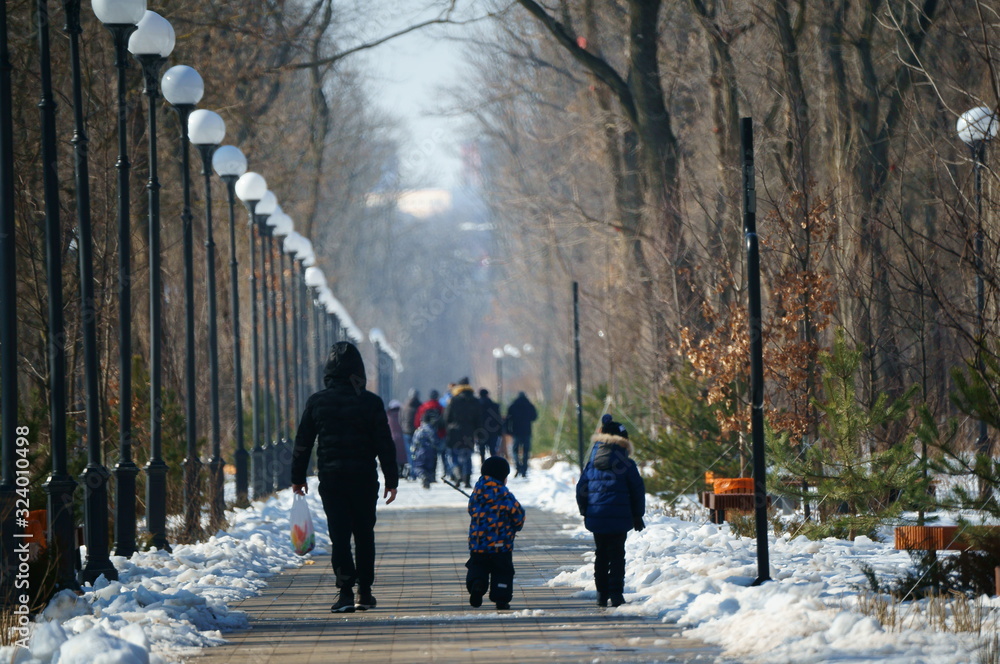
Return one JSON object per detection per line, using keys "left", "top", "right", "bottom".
{"left": 576, "top": 414, "right": 645, "bottom": 608}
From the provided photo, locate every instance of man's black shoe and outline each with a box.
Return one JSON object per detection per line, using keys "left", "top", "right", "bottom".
{"left": 597, "top": 593, "right": 609, "bottom": 608}
{"left": 609, "top": 593, "right": 626, "bottom": 607}
{"left": 356, "top": 590, "right": 377, "bottom": 611}
{"left": 496, "top": 602, "right": 511, "bottom": 610}
{"left": 331, "top": 590, "right": 356, "bottom": 613}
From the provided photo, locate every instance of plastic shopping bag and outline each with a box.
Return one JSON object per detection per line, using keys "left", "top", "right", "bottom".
{"left": 290, "top": 494, "right": 315, "bottom": 556}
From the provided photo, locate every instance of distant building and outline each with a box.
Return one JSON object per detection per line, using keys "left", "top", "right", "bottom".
{"left": 365, "top": 188, "right": 453, "bottom": 219}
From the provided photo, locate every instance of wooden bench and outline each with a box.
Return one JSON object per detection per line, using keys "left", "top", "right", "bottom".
{"left": 894, "top": 525, "right": 1000, "bottom": 595}
{"left": 701, "top": 491, "right": 770, "bottom": 524}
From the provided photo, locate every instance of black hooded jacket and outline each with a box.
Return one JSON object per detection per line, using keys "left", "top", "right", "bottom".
{"left": 291, "top": 342, "right": 399, "bottom": 488}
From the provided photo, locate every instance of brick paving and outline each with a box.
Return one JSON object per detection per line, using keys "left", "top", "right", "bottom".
{"left": 190, "top": 502, "right": 724, "bottom": 663}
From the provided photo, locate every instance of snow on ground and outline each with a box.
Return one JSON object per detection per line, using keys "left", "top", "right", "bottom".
{"left": 510, "top": 460, "right": 1000, "bottom": 664}
{"left": 4, "top": 460, "right": 998, "bottom": 663}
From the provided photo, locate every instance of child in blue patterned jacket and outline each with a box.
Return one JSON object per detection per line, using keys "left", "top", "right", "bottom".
{"left": 466, "top": 456, "right": 525, "bottom": 610}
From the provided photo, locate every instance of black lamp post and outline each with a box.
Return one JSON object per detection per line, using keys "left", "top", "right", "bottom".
{"left": 190, "top": 109, "right": 227, "bottom": 527}
{"left": 740, "top": 117, "right": 771, "bottom": 585}
{"left": 215, "top": 147, "right": 249, "bottom": 506}
{"left": 262, "top": 212, "right": 283, "bottom": 492}
{"left": 0, "top": 0, "right": 18, "bottom": 590}
{"left": 304, "top": 268, "right": 326, "bottom": 390}
{"left": 93, "top": 0, "right": 144, "bottom": 567}
{"left": 270, "top": 212, "right": 295, "bottom": 490}
{"left": 295, "top": 239, "right": 314, "bottom": 404}
{"left": 492, "top": 348, "right": 504, "bottom": 408}
{"left": 63, "top": 0, "right": 105, "bottom": 586}
{"left": 38, "top": 0, "right": 86, "bottom": 590}
{"left": 128, "top": 9, "right": 174, "bottom": 552}
{"left": 957, "top": 107, "right": 997, "bottom": 472}
{"left": 254, "top": 192, "right": 277, "bottom": 494}
{"left": 283, "top": 232, "right": 303, "bottom": 430}
{"left": 235, "top": 173, "right": 268, "bottom": 499}
{"left": 163, "top": 64, "right": 205, "bottom": 537}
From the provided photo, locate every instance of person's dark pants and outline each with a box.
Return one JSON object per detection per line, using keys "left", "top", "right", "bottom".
{"left": 318, "top": 473, "right": 379, "bottom": 592}
{"left": 512, "top": 435, "right": 532, "bottom": 476}
{"left": 593, "top": 532, "right": 627, "bottom": 595}
{"left": 477, "top": 436, "right": 499, "bottom": 466}
{"left": 466, "top": 550, "right": 515, "bottom": 605}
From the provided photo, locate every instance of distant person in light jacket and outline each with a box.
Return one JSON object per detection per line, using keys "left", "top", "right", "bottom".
{"left": 576, "top": 414, "right": 645, "bottom": 608}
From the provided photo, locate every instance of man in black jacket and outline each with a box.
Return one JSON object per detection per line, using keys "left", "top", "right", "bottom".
{"left": 292, "top": 342, "right": 398, "bottom": 614}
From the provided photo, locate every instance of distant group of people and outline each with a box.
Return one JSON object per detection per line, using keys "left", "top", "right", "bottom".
{"left": 391, "top": 380, "right": 538, "bottom": 489}
{"left": 292, "top": 342, "right": 645, "bottom": 615}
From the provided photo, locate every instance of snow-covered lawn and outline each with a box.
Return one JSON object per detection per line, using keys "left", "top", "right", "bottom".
{"left": 3, "top": 461, "right": 998, "bottom": 663}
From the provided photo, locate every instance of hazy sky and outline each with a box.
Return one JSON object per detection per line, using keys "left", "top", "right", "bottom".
{"left": 350, "top": 1, "right": 481, "bottom": 190}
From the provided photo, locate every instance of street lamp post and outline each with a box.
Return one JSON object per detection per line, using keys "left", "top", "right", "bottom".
{"left": 65, "top": 0, "right": 107, "bottom": 575}
{"left": 214, "top": 146, "right": 249, "bottom": 506}
{"left": 263, "top": 208, "right": 284, "bottom": 492}
{"left": 128, "top": 9, "right": 174, "bottom": 551}
{"left": 254, "top": 192, "right": 277, "bottom": 493}
{"left": 492, "top": 348, "right": 504, "bottom": 408}
{"left": 163, "top": 64, "right": 205, "bottom": 538}
{"left": 235, "top": 173, "right": 268, "bottom": 498}
{"left": 270, "top": 212, "right": 295, "bottom": 489}
{"left": 94, "top": 0, "right": 144, "bottom": 566}
{"left": 304, "top": 268, "right": 326, "bottom": 390}
{"left": 298, "top": 241, "right": 315, "bottom": 396}
{"left": 958, "top": 107, "right": 998, "bottom": 471}
{"left": 190, "top": 109, "right": 227, "bottom": 528}
{"left": 283, "top": 233, "right": 304, "bottom": 426}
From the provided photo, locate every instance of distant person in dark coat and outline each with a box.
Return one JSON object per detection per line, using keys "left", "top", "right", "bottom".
{"left": 478, "top": 388, "right": 502, "bottom": 466}
{"left": 444, "top": 378, "right": 483, "bottom": 488}
{"left": 506, "top": 392, "right": 538, "bottom": 478}
{"left": 292, "top": 341, "right": 398, "bottom": 614}
{"left": 401, "top": 389, "right": 421, "bottom": 478}
{"left": 575, "top": 414, "right": 645, "bottom": 608}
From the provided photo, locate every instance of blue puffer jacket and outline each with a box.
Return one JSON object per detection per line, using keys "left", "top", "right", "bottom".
{"left": 576, "top": 433, "right": 645, "bottom": 534}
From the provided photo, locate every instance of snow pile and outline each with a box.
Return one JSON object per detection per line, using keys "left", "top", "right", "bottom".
{"left": 511, "top": 460, "right": 998, "bottom": 664}
{"left": 0, "top": 477, "right": 333, "bottom": 664}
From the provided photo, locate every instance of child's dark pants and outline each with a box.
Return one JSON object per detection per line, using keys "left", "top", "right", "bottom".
{"left": 593, "top": 532, "right": 627, "bottom": 595}
{"left": 465, "top": 551, "right": 514, "bottom": 604}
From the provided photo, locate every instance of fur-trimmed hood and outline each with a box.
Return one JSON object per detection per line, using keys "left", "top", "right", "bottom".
{"left": 589, "top": 432, "right": 632, "bottom": 454}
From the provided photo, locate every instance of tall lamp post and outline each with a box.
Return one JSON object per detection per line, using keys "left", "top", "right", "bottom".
{"left": 492, "top": 348, "right": 504, "bottom": 408}
{"left": 93, "top": 0, "right": 144, "bottom": 567}
{"left": 0, "top": 0, "right": 18, "bottom": 589}
{"left": 190, "top": 109, "right": 227, "bottom": 527}
{"left": 235, "top": 172, "right": 268, "bottom": 498}
{"left": 255, "top": 192, "right": 277, "bottom": 493}
{"left": 283, "top": 232, "right": 304, "bottom": 429}
{"left": 263, "top": 207, "right": 286, "bottom": 492}
{"left": 304, "top": 267, "right": 326, "bottom": 390}
{"left": 162, "top": 64, "right": 205, "bottom": 537}
{"left": 214, "top": 146, "right": 249, "bottom": 506}
{"left": 957, "top": 107, "right": 998, "bottom": 471}
{"left": 294, "top": 237, "right": 315, "bottom": 404}
{"left": 128, "top": 9, "right": 174, "bottom": 551}
{"left": 270, "top": 211, "right": 295, "bottom": 489}
{"left": 66, "top": 0, "right": 115, "bottom": 576}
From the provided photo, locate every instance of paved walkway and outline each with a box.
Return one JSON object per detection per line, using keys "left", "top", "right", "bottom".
{"left": 191, "top": 503, "right": 725, "bottom": 663}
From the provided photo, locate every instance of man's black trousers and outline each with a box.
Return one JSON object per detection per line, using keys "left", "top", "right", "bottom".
{"left": 465, "top": 550, "right": 514, "bottom": 604}
{"left": 318, "top": 473, "right": 379, "bottom": 591}
{"left": 593, "top": 532, "right": 627, "bottom": 595}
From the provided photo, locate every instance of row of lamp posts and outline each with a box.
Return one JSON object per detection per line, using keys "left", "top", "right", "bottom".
{"left": 0, "top": 0, "right": 368, "bottom": 593}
